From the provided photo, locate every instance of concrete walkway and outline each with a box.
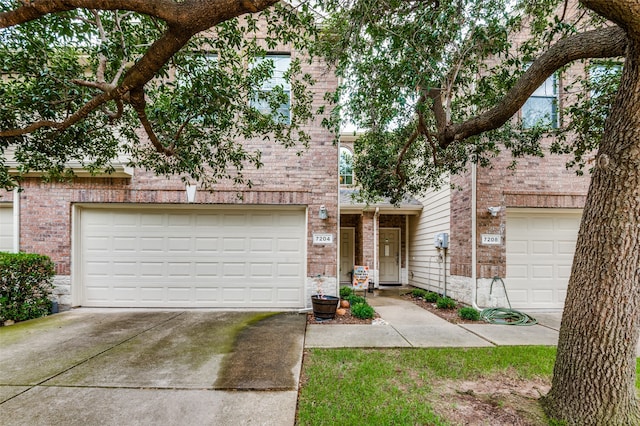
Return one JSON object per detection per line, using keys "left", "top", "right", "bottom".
{"left": 305, "top": 292, "right": 562, "bottom": 349}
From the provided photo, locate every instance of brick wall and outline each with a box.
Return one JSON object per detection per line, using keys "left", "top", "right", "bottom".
{"left": 449, "top": 142, "right": 590, "bottom": 280}
{"left": 4, "top": 18, "right": 340, "bottom": 305}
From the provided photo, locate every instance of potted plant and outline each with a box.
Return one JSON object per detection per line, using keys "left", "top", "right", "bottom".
{"left": 311, "top": 275, "right": 338, "bottom": 320}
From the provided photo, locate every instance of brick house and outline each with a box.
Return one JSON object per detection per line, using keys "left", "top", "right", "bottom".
{"left": 330, "top": 1, "right": 597, "bottom": 312}
{"left": 406, "top": 60, "right": 593, "bottom": 312}
{"left": 338, "top": 135, "right": 423, "bottom": 289}
{"left": 0, "top": 25, "right": 339, "bottom": 311}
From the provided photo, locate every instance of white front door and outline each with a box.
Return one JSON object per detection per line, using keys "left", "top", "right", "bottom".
{"left": 339, "top": 228, "right": 355, "bottom": 284}
{"left": 379, "top": 228, "right": 400, "bottom": 283}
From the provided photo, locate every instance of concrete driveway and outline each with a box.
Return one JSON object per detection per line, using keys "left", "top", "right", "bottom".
{"left": 0, "top": 309, "right": 306, "bottom": 426}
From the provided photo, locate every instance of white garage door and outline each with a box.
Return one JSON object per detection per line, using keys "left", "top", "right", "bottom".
{"left": 78, "top": 206, "right": 306, "bottom": 308}
{"left": 0, "top": 204, "right": 13, "bottom": 252}
{"left": 506, "top": 208, "right": 582, "bottom": 310}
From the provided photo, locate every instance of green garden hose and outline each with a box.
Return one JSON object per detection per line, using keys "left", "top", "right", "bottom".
{"left": 480, "top": 307, "right": 537, "bottom": 326}
{"left": 480, "top": 276, "right": 538, "bottom": 326}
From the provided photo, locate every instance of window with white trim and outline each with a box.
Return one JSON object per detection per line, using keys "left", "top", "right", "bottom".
{"left": 339, "top": 147, "right": 354, "bottom": 185}
{"left": 522, "top": 73, "right": 558, "bottom": 128}
{"left": 251, "top": 55, "right": 291, "bottom": 124}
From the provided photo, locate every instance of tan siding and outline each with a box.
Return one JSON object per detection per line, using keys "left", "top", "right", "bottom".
{"left": 409, "top": 177, "right": 451, "bottom": 294}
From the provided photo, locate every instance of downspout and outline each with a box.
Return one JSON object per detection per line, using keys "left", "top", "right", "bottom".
{"left": 373, "top": 207, "right": 379, "bottom": 287}
{"left": 471, "top": 161, "right": 480, "bottom": 310}
{"left": 405, "top": 215, "right": 409, "bottom": 285}
{"left": 12, "top": 188, "right": 19, "bottom": 253}
{"left": 336, "top": 143, "right": 341, "bottom": 297}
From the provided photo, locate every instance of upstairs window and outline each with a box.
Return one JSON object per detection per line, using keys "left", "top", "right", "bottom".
{"left": 522, "top": 73, "right": 558, "bottom": 128}
{"left": 251, "top": 54, "right": 291, "bottom": 124}
{"left": 339, "top": 147, "right": 354, "bottom": 185}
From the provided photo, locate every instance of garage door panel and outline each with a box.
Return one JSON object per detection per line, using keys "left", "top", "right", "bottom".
{"left": 251, "top": 238, "right": 273, "bottom": 252}
{"left": 532, "top": 240, "right": 553, "bottom": 254}
{"left": 195, "top": 238, "right": 219, "bottom": 252}
{"left": 506, "top": 264, "right": 528, "bottom": 278}
{"left": 531, "top": 265, "right": 553, "bottom": 279}
{"left": 558, "top": 265, "right": 572, "bottom": 279}
{"left": 532, "top": 289, "right": 553, "bottom": 303}
{"left": 507, "top": 289, "right": 529, "bottom": 303}
{"left": 558, "top": 240, "right": 577, "bottom": 255}
{"left": 79, "top": 208, "right": 306, "bottom": 308}
{"left": 506, "top": 209, "right": 581, "bottom": 310}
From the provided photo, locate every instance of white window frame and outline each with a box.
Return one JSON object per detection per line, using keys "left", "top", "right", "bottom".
{"left": 339, "top": 146, "right": 354, "bottom": 186}
{"left": 522, "top": 72, "right": 558, "bottom": 129}
{"left": 251, "top": 54, "right": 291, "bottom": 124}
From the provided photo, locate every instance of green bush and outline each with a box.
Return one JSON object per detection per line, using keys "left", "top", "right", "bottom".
{"left": 436, "top": 296, "right": 456, "bottom": 310}
{"left": 411, "top": 288, "right": 427, "bottom": 298}
{"left": 0, "top": 252, "right": 55, "bottom": 323}
{"left": 340, "top": 286, "right": 354, "bottom": 299}
{"left": 347, "top": 294, "right": 366, "bottom": 305}
{"left": 458, "top": 307, "right": 480, "bottom": 321}
{"left": 423, "top": 291, "right": 439, "bottom": 303}
{"left": 351, "top": 302, "right": 375, "bottom": 319}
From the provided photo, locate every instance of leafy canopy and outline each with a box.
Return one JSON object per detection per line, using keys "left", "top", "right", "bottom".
{"left": 317, "top": 0, "right": 619, "bottom": 203}
{"left": 0, "top": 1, "right": 323, "bottom": 190}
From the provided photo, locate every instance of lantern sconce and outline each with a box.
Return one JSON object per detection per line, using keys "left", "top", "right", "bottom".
{"left": 318, "top": 205, "right": 328, "bottom": 220}
{"left": 487, "top": 206, "right": 501, "bottom": 217}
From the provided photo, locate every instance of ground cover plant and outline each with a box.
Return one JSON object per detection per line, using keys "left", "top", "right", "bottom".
{"left": 297, "top": 347, "right": 640, "bottom": 425}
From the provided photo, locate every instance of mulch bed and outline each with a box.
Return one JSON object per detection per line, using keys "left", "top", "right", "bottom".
{"left": 306, "top": 292, "right": 484, "bottom": 325}
{"left": 306, "top": 309, "right": 379, "bottom": 325}
{"left": 401, "top": 293, "right": 484, "bottom": 324}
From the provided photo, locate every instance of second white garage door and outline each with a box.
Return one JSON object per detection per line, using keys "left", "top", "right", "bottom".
{"left": 77, "top": 206, "right": 306, "bottom": 308}
{"left": 506, "top": 208, "right": 582, "bottom": 310}
{"left": 0, "top": 204, "right": 13, "bottom": 252}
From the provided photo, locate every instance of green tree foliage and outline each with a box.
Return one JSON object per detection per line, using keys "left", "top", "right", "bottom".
{"left": 0, "top": 1, "right": 322, "bottom": 190}
{"left": 318, "top": 0, "right": 617, "bottom": 203}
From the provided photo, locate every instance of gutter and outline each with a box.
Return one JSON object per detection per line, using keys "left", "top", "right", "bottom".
{"left": 471, "top": 161, "right": 480, "bottom": 310}
{"left": 12, "top": 188, "right": 19, "bottom": 253}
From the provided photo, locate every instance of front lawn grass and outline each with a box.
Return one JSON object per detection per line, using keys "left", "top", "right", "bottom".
{"left": 296, "top": 346, "right": 557, "bottom": 425}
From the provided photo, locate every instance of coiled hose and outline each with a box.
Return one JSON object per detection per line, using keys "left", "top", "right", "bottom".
{"left": 480, "top": 277, "right": 538, "bottom": 326}
{"left": 480, "top": 307, "right": 537, "bottom": 325}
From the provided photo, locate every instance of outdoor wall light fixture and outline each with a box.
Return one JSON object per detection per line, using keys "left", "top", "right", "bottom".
{"left": 488, "top": 206, "right": 501, "bottom": 217}
{"left": 186, "top": 183, "right": 197, "bottom": 203}
{"left": 318, "top": 205, "right": 328, "bottom": 220}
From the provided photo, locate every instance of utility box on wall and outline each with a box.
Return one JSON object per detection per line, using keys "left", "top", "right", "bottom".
{"left": 434, "top": 232, "right": 449, "bottom": 249}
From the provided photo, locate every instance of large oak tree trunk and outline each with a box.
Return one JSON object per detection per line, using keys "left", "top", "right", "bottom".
{"left": 542, "top": 35, "right": 640, "bottom": 424}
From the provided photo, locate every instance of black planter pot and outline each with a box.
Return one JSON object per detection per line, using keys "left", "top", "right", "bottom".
{"left": 311, "top": 295, "right": 339, "bottom": 320}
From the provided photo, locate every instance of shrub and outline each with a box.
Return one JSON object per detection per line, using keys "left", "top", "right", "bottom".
{"left": 339, "top": 286, "right": 354, "bottom": 299}
{"left": 347, "top": 294, "right": 366, "bottom": 305}
{"left": 423, "top": 291, "right": 439, "bottom": 303}
{"left": 0, "top": 252, "right": 55, "bottom": 323}
{"left": 411, "top": 288, "right": 427, "bottom": 298}
{"left": 436, "top": 296, "right": 456, "bottom": 310}
{"left": 351, "top": 302, "right": 375, "bottom": 319}
{"left": 458, "top": 307, "right": 480, "bottom": 321}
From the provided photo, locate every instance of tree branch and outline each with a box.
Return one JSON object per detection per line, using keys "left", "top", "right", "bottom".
{"left": 440, "top": 25, "right": 628, "bottom": 147}
{"left": 0, "top": 0, "right": 180, "bottom": 28}
{"left": 129, "top": 88, "right": 175, "bottom": 156}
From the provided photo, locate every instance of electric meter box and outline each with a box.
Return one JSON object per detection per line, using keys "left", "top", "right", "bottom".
{"left": 434, "top": 232, "right": 449, "bottom": 249}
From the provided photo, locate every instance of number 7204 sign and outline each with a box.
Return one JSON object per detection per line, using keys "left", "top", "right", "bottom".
{"left": 313, "top": 233, "right": 334, "bottom": 244}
